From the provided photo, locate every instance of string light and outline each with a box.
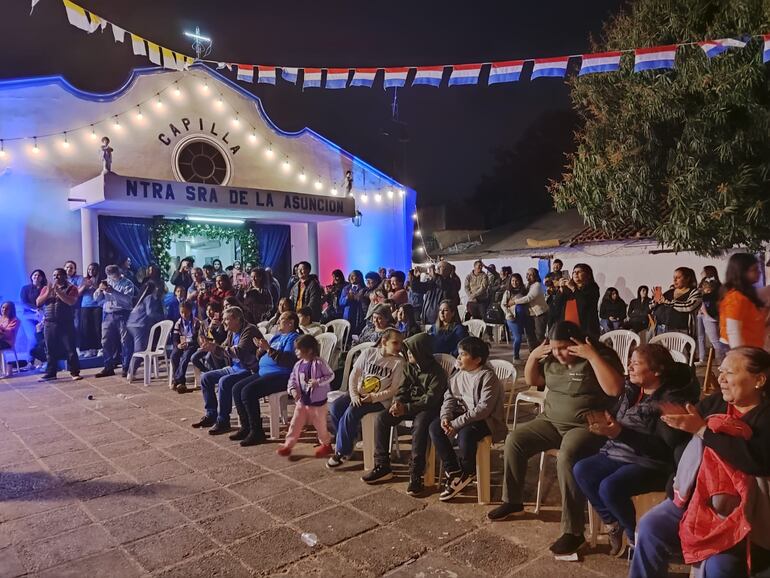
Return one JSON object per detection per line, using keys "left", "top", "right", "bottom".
{"left": 399, "top": 189, "right": 406, "bottom": 198}
{"left": 201, "top": 80, "right": 209, "bottom": 91}
{"left": 374, "top": 193, "right": 382, "bottom": 202}
{"left": 412, "top": 212, "right": 418, "bottom": 220}
{"left": 174, "top": 83, "right": 181, "bottom": 96}
{"left": 417, "top": 246, "right": 425, "bottom": 253}
{"left": 249, "top": 130, "right": 257, "bottom": 143}
{"left": 264, "top": 144, "right": 274, "bottom": 158}
{"left": 113, "top": 116, "right": 121, "bottom": 129}
{"left": 155, "top": 94, "right": 163, "bottom": 108}
{"left": 135, "top": 106, "right": 143, "bottom": 120}
{"left": 330, "top": 185, "right": 338, "bottom": 196}
{"left": 32, "top": 137, "right": 39, "bottom": 154}
{"left": 62, "top": 132, "right": 70, "bottom": 148}
{"left": 0, "top": 140, "right": 5, "bottom": 158}
{"left": 314, "top": 177, "right": 323, "bottom": 190}
{"left": 298, "top": 170, "right": 307, "bottom": 183}
{"left": 232, "top": 113, "right": 240, "bottom": 127}
{"left": 415, "top": 229, "right": 422, "bottom": 236}
{"left": 282, "top": 158, "right": 291, "bottom": 172}
{"left": 361, "top": 192, "right": 369, "bottom": 203}
{"left": 90, "top": 125, "right": 97, "bottom": 140}
{"left": 216, "top": 95, "right": 224, "bottom": 107}
{"left": 387, "top": 189, "right": 394, "bottom": 199}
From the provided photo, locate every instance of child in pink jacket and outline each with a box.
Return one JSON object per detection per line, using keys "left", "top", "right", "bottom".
{"left": 277, "top": 334, "right": 335, "bottom": 458}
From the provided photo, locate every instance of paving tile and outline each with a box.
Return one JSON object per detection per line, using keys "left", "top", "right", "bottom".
{"left": 103, "top": 504, "right": 187, "bottom": 544}
{"left": 140, "top": 471, "right": 219, "bottom": 501}
{"left": 131, "top": 459, "right": 193, "bottom": 483}
{"left": 81, "top": 486, "right": 163, "bottom": 521}
{"left": 35, "top": 548, "right": 144, "bottom": 578}
{"left": 206, "top": 460, "right": 263, "bottom": 485}
{"left": 297, "top": 505, "right": 378, "bottom": 546}
{"left": 0, "top": 487, "right": 75, "bottom": 523}
{"left": 0, "top": 504, "right": 91, "bottom": 546}
{"left": 230, "top": 526, "right": 310, "bottom": 574}
{"left": 258, "top": 487, "right": 335, "bottom": 521}
{"left": 349, "top": 488, "right": 425, "bottom": 524}
{"left": 281, "top": 459, "right": 341, "bottom": 485}
{"left": 171, "top": 488, "right": 247, "bottom": 520}
{"left": 0, "top": 448, "right": 35, "bottom": 468}
{"left": 16, "top": 524, "right": 115, "bottom": 573}
{"left": 309, "top": 473, "right": 375, "bottom": 502}
{"left": 146, "top": 430, "right": 198, "bottom": 448}
{"left": 40, "top": 448, "right": 105, "bottom": 472}
{"left": 444, "top": 529, "right": 531, "bottom": 576}
{"left": 0, "top": 546, "right": 26, "bottom": 578}
{"left": 229, "top": 473, "right": 300, "bottom": 502}
{"left": 0, "top": 462, "right": 62, "bottom": 500}
{"left": 98, "top": 438, "right": 152, "bottom": 458}
{"left": 56, "top": 460, "right": 117, "bottom": 484}
{"left": 155, "top": 551, "right": 252, "bottom": 578}
{"left": 335, "top": 526, "right": 425, "bottom": 575}
{"left": 392, "top": 507, "right": 474, "bottom": 547}
{"left": 386, "top": 551, "right": 484, "bottom": 578}
{"left": 269, "top": 550, "right": 367, "bottom": 578}
{"left": 110, "top": 448, "right": 174, "bottom": 472}
{"left": 66, "top": 473, "right": 137, "bottom": 501}
{"left": 124, "top": 525, "right": 217, "bottom": 573}
{"left": 197, "top": 504, "right": 275, "bottom": 544}
{"left": 30, "top": 436, "right": 90, "bottom": 458}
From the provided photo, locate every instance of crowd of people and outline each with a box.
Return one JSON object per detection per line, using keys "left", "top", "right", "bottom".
{"left": 5, "top": 252, "right": 770, "bottom": 576}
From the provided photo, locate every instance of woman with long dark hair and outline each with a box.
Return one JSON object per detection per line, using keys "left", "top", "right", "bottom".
{"left": 20, "top": 269, "right": 47, "bottom": 368}
{"left": 501, "top": 273, "right": 530, "bottom": 361}
{"left": 241, "top": 267, "right": 273, "bottom": 324}
{"left": 697, "top": 269, "right": 725, "bottom": 366}
{"left": 395, "top": 303, "right": 421, "bottom": 337}
{"left": 559, "top": 263, "right": 601, "bottom": 339}
{"left": 625, "top": 285, "right": 652, "bottom": 333}
{"left": 77, "top": 262, "right": 103, "bottom": 356}
{"left": 599, "top": 287, "right": 627, "bottom": 334}
{"left": 719, "top": 253, "right": 765, "bottom": 349}
{"left": 322, "top": 269, "right": 347, "bottom": 323}
{"left": 652, "top": 267, "right": 702, "bottom": 336}
{"left": 339, "top": 269, "right": 367, "bottom": 335}
{"left": 428, "top": 299, "right": 468, "bottom": 356}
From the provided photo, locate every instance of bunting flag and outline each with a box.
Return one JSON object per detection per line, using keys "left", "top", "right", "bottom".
{"left": 699, "top": 38, "right": 747, "bottom": 58}
{"left": 257, "top": 66, "right": 276, "bottom": 84}
{"left": 182, "top": 55, "right": 194, "bottom": 70}
{"left": 281, "top": 67, "right": 299, "bottom": 84}
{"left": 350, "top": 68, "right": 377, "bottom": 87}
{"left": 764, "top": 34, "right": 770, "bottom": 63}
{"left": 129, "top": 34, "right": 146, "bottom": 56}
{"left": 161, "top": 47, "right": 178, "bottom": 70}
{"left": 579, "top": 51, "right": 622, "bottom": 75}
{"left": 147, "top": 41, "right": 161, "bottom": 66}
{"left": 303, "top": 68, "right": 322, "bottom": 88}
{"left": 448, "top": 63, "right": 483, "bottom": 86}
{"left": 384, "top": 67, "right": 409, "bottom": 88}
{"left": 325, "top": 68, "right": 349, "bottom": 89}
{"left": 63, "top": 0, "right": 89, "bottom": 31}
{"left": 111, "top": 23, "right": 126, "bottom": 43}
{"left": 87, "top": 13, "right": 106, "bottom": 33}
{"left": 531, "top": 57, "right": 570, "bottom": 79}
{"left": 412, "top": 66, "right": 444, "bottom": 87}
{"left": 30, "top": 0, "right": 40, "bottom": 14}
{"left": 634, "top": 45, "right": 677, "bottom": 71}
{"left": 236, "top": 64, "right": 254, "bottom": 82}
{"left": 488, "top": 60, "right": 524, "bottom": 85}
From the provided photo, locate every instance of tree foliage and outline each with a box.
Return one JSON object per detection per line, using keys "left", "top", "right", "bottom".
{"left": 550, "top": 0, "right": 770, "bottom": 255}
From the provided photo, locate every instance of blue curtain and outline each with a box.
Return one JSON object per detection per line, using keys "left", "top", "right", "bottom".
{"left": 538, "top": 258, "right": 551, "bottom": 281}
{"left": 99, "top": 216, "right": 153, "bottom": 269}
{"left": 253, "top": 224, "right": 290, "bottom": 271}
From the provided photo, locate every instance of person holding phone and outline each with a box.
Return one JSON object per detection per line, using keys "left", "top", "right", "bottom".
{"left": 339, "top": 270, "right": 366, "bottom": 336}
{"left": 652, "top": 267, "right": 702, "bottom": 336}
{"left": 488, "top": 321, "right": 625, "bottom": 557}
{"left": 170, "top": 257, "right": 195, "bottom": 292}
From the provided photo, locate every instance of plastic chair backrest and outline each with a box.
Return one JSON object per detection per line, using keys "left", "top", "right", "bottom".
{"left": 325, "top": 319, "right": 350, "bottom": 349}
{"left": 434, "top": 353, "right": 458, "bottom": 377}
{"left": 340, "top": 341, "right": 375, "bottom": 394}
{"left": 263, "top": 333, "right": 274, "bottom": 343}
{"left": 668, "top": 349, "right": 688, "bottom": 364}
{"left": 463, "top": 319, "right": 486, "bottom": 338}
{"left": 457, "top": 304, "right": 467, "bottom": 322}
{"left": 488, "top": 359, "right": 517, "bottom": 389}
{"left": 150, "top": 320, "right": 174, "bottom": 354}
{"left": 257, "top": 321, "right": 270, "bottom": 333}
{"left": 316, "top": 333, "right": 338, "bottom": 365}
{"left": 649, "top": 332, "right": 696, "bottom": 365}
{"left": 599, "top": 329, "right": 640, "bottom": 370}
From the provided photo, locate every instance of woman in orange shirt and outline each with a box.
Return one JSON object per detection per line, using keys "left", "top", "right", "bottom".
{"left": 719, "top": 253, "right": 766, "bottom": 349}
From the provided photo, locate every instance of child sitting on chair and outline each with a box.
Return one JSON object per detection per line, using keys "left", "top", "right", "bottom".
{"left": 277, "top": 334, "right": 335, "bottom": 458}
{"left": 327, "top": 328, "right": 405, "bottom": 468}
{"left": 298, "top": 307, "right": 325, "bottom": 336}
{"left": 429, "top": 336, "right": 506, "bottom": 501}
{"left": 171, "top": 301, "right": 201, "bottom": 393}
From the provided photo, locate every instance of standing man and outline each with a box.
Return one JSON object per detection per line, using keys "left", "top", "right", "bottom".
{"left": 94, "top": 265, "right": 137, "bottom": 378}
{"left": 289, "top": 261, "right": 322, "bottom": 322}
{"left": 36, "top": 268, "right": 81, "bottom": 382}
{"left": 465, "top": 260, "right": 490, "bottom": 320}
{"left": 409, "top": 260, "right": 461, "bottom": 327}
{"left": 552, "top": 259, "right": 570, "bottom": 282}
{"left": 64, "top": 260, "right": 85, "bottom": 347}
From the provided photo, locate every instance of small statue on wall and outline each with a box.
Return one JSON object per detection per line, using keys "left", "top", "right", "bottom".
{"left": 100, "top": 136, "right": 113, "bottom": 173}
{"left": 344, "top": 169, "right": 353, "bottom": 195}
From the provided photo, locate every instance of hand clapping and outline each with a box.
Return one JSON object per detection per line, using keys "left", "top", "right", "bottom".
{"left": 660, "top": 403, "right": 706, "bottom": 434}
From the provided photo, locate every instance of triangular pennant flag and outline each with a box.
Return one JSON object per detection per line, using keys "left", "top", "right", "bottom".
{"left": 63, "top": 0, "right": 90, "bottom": 31}
{"left": 131, "top": 33, "right": 146, "bottom": 56}
{"left": 161, "top": 47, "right": 178, "bottom": 70}
{"left": 111, "top": 23, "right": 125, "bottom": 43}
{"left": 147, "top": 41, "right": 162, "bottom": 65}
{"left": 87, "top": 13, "right": 106, "bottom": 33}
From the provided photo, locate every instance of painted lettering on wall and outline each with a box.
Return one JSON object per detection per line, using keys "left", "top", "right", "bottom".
{"left": 158, "top": 117, "right": 241, "bottom": 156}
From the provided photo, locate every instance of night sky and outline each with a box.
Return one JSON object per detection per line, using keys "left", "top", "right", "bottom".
{"left": 1, "top": 0, "right": 623, "bottom": 208}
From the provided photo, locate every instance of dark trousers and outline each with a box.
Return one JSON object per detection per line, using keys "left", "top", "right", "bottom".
{"left": 78, "top": 306, "right": 102, "bottom": 350}
{"left": 192, "top": 348, "right": 225, "bottom": 372}
{"left": 26, "top": 318, "right": 46, "bottom": 363}
{"left": 526, "top": 313, "right": 548, "bottom": 350}
{"left": 467, "top": 301, "right": 486, "bottom": 320}
{"left": 171, "top": 345, "right": 198, "bottom": 385}
{"left": 101, "top": 310, "right": 131, "bottom": 371}
{"left": 630, "top": 498, "right": 770, "bottom": 578}
{"left": 429, "top": 417, "right": 490, "bottom": 476}
{"left": 200, "top": 367, "right": 249, "bottom": 424}
{"left": 232, "top": 372, "right": 290, "bottom": 434}
{"left": 374, "top": 409, "right": 437, "bottom": 477}
{"left": 43, "top": 321, "right": 80, "bottom": 377}
{"left": 573, "top": 452, "right": 669, "bottom": 542}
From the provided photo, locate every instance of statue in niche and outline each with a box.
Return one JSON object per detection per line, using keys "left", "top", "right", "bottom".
{"left": 100, "top": 136, "right": 113, "bottom": 173}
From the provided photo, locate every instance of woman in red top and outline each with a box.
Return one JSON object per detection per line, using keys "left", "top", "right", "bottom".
{"left": 209, "top": 274, "right": 236, "bottom": 308}
{"left": 719, "top": 253, "right": 766, "bottom": 349}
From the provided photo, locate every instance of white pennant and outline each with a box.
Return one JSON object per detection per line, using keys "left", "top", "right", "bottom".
{"left": 131, "top": 33, "right": 146, "bottom": 56}
{"left": 111, "top": 23, "right": 125, "bottom": 43}
{"left": 30, "top": 0, "right": 41, "bottom": 15}
{"left": 63, "top": 0, "right": 90, "bottom": 31}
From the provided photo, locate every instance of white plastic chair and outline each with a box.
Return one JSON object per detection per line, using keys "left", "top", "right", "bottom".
{"left": 650, "top": 332, "right": 696, "bottom": 366}
{"left": 424, "top": 435, "right": 492, "bottom": 504}
{"left": 127, "top": 320, "right": 173, "bottom": 386}
{"left": 325, "top": 319, "right": 350, "bottom": 353}
{"left": 0, "top": 346, "right": 19, "bottom": 378}
{"left": 326, "top": 341, "right": 374, "bottom": 405}
{"left": 512, "top": 387, "right": 547, "bottom": 428}
{"left": 457, "top": 303, "right": 467, "bottom": 322}
{"left": 463, "top": 319, "right": 486, "bottom": 339}
{"left": 257, "top": 320, "right": 270, "bottom": 334}
{"left": 263, "top": 333, "right": 274, "bottom": 343}
{"left": 599, "top": 329, "right": 640, "bottom": 374}
{"left": 487, "top": 323, "right": 509, "bottom": 344}
{"left": 167, "top": 357, "right": 201, "bottom": 390}
{"left": 489, "top": 359, "right": 518, "bottom": 423}
{"left": 669, "top": 349, "right": 688, "bottom": 364}
{"left": 316, "top": 333, "right": 338, "bottom": 365}
{"left": 433, "top": 353, "right": 458, "bottom": 378}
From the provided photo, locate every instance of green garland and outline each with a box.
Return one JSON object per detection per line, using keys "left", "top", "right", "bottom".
{"left": 150, "top": 218, "right": 259, "bottom": 279}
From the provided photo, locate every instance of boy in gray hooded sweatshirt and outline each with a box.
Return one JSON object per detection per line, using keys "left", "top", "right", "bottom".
{"left": 361, "top": 333, "right": 448, "bottom": 496}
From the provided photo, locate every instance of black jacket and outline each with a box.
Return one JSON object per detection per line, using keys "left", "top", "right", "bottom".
{"left": 289, "top": 275, "right": 323, "bottom": 322}
{"left": 560, "top": 282, "right": 601, "bottom": 339}
{"left": 411, "top": 274, "right": 461, "bottom": 327}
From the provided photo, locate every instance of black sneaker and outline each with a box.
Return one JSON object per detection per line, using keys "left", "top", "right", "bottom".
{"left": 326, "top": 453, "right": 347, "bottom": 469}
{"left": 487, "top": 502, "right": 525, "bottom": 521}
{"left": 192, "top": 416, "right": 216, "bottom": 429}
{"left": 38, "top": 374, "right": 57, "bottom": 382}
{"left": 439, "top": 471, "right": 474, "bottom": 502}
{"left": 607, "top": 523, "right": 626, "bottom": 558}
{"left": 176, "top": 384, "right": 188, "bottom": 394}
{"left": 208, "top": 422, "right": 232, "bottom": 435}
{"left": 94, "top": 369, "right": 115, "bottom": 378}
{"left": 549, "top": 533, "right": 586, "bottom": 556}
{"left": 240, "top": 430, "right": 267, "bottom": 446}
{"left": 229, "top": 427, "right": 250, "bottom": 441}
{"left": 406, "top": 478, "right": 425, "bottom": 497}
{"left": 361, "top": 465, "right": 393, "bottom": 484}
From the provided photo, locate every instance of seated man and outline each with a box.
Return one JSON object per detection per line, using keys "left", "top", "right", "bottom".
{"left": 193, "top": 306, "right": 259, "bottom": 434}
{"left": 429, "top": 337, "right": 506, "bottom": 501}
{"left": 487, "top": 321, "right": 624, "bottom": 557}
{"left": 192, "top": 302, "right": 227, "bottom": 373}
{"left": 170, "top": 301, "right": 201, "bottom": 393}
{"left": 362, "top": 333, "right": 448, "bottom": 496}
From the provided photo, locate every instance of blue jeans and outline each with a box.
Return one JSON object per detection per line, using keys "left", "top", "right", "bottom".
{"left": 200, "top": 367, "right": 250, "bottom": 425}
{"left": 429, "top": 417, "right": 490, "bottom": 475}
{"left": 232, "top": 371, "right": 290, "bottom": 435}
{"left": 630, "top": 498, "right": 770, "bottom": 578}
{"left": 697, "top": 313, "right": 727, "bottom": 364}
{"left": 600, "top": 319, "right": 623, "bottom": 334}
{"left": 329, "top": 394, "right": 385, "bottom": 456}
{"left": 573, "top": 453, "right": 669, "bottom": 542}
{"left": 506, "top": 319, "right": 525, "bottom": 359}
{"left": 101, "top": 310, "right": 131, "bottom": 371}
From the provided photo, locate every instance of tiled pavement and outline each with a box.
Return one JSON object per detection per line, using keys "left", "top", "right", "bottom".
{"left": 0, "top": 344, "right": 686, "bottom": 577}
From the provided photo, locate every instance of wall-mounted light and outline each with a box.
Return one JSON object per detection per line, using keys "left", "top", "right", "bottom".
{"left": 32, "top": 137, "right": 39, "bottom": 154}
{"left": 352, "top": 210, "right": 362, "bottom": 227}
{"left": 330, "top": 185, "right": 338, "bottom": 196}
{"left": 374, "top": 193, "right": 382, "bottom": 203}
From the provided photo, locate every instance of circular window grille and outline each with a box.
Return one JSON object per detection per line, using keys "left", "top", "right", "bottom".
{"left": 173, "top": 137, "right": 231, "bottom": 185}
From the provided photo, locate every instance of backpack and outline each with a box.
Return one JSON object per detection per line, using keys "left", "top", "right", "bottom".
{"left": 484, "top": 302, "right": 505, "bottom": 325}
